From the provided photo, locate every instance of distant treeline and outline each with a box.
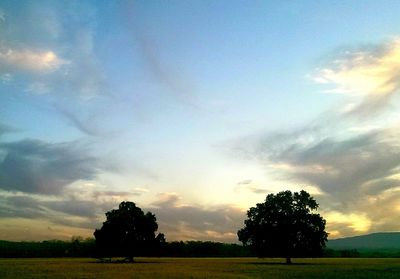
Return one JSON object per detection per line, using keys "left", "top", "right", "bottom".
{"left": 0, "top": 238, "right": 253, "bottom": 258}
{"left": 0, "top": 238, "right": 95, "bottom": 258}
{"left": 323, "top": 248, "right": 400, "bottom": 258}
{"left": 1, "top": 238, "right": 399, "bottom": 258}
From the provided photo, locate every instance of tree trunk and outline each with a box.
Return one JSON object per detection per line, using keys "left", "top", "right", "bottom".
{"left": 286, "top": 257, "right": 292, "bottom": 264}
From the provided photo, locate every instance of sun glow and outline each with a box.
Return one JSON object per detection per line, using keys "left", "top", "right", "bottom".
{"left": 326, "top": 211, "right": 372, "bottom": 234}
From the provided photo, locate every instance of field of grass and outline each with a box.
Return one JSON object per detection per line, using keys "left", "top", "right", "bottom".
{"left": 1, "top": 257, "right": 399, "bottom": 278}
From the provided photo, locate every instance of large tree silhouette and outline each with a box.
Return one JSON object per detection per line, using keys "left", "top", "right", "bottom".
{"left": 238, "top": 190, "right": 328, "bottom": 264}
{"left": 94, "top": 201, "right": 164, "bottom": 262}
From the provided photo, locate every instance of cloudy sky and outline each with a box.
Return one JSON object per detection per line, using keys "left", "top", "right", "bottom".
{"left": 1, "top": 1, "right": 400, "bottom": 242}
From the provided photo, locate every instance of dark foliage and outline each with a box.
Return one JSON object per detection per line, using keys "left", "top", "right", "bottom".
{"left": 94, "top": 201, "right": 164, "bottom": 261}
{"left": 0, "top": 237, "right": 95, "bottom": 258}
{"left": 238, "top": 190, "right": 328, "bottom": 263}
{"left": 0, "top": 239, "right": 253, "bottom": 258}
{"left": 323, "top": 247, "right": 400, "bottom": 258}
{"left": 2, "top": 239, "right": 400, "bottom": 258}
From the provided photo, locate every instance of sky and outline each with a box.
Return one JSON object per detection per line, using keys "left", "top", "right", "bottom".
{"left": 1, "top": 0, "right": 400, "bottom": 242}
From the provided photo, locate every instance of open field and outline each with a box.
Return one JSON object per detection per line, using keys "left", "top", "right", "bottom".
{"left": 1, "top": 257, "right": 400, "bottom": 278}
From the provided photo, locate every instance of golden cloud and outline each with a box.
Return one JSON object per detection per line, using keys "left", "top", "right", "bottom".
{"left": 315, "top": 38, "right": 400, "bottom": 97}
{"left": 325, "top": 211, "right": 372, "bottom": 236}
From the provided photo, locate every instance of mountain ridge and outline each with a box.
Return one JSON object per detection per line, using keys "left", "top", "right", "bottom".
{"left": 327, "top": 232, "right": 400, "bottom": 249}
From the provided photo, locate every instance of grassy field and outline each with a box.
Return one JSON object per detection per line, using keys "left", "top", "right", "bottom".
{"left": 0, "top": 257, "right": 399, "bottom": 278}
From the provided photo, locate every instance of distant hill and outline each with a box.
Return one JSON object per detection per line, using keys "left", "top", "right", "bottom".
{"left": 327, "top": 232, "right": 400, "bottom": 250}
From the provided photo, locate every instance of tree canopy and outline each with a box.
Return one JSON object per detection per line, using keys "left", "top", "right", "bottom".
{"left": 94, "top": 201, "right": 164, "bottom": 262}
{"left": 237, "top": 190, "right": 328, "bottom": 264}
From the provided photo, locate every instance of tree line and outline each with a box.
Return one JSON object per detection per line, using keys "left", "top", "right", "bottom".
{"left": 3, "top": 238, "right": 398, "bottom": 258}
{"left": 0, "top": 239, "right": 253, "bottom": 258}
{"left": 0, "top": 238, "right": 95, "bottom": 258}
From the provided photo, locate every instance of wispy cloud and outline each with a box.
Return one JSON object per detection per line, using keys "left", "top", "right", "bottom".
{"left": 232, "top": 38, "right": 400, "bottom": 237}
{"left": 0, "top": 122, "right": 17, "bottom": 137}
{"left": 56, "top": 106, "right": 103, "bottom": 137}
{"left": 0, "top": 9, "right": 4, "bottom": 22}
{"left": 235, "top": 179, "right": 270, "bottom": 194}
{"left": 0, "top": 185, "right": 146, "bottom": 233}
{"left": 150, "top": 193, "right": 245, "bottom": 242}
{"left": 0, "top": 190, "right": 245, "bottom": 242}
{"left": 233, "top": 119, "right": 400, "bottom": 237}
{"left": 120, "top": 2, "right": 200, "bottom": 108}
{"left": 136, "top": 35, "right": 199, "bottom": 106}
{"left": 0, "top": 1, "right": 107, "bottom": 99}
{"left": 314, "top": 38, "right": 400, "bottom": 117}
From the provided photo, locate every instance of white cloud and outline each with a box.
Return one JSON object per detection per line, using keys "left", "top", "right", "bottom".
{"left": 0, "top": 2, "right": 106, "bottom": 99}
{"left": 315, "top": 40, "right": 400, "bottom": 96}
{"left": 314, "top": 38, "right": 400, "bottom": 116}
{"left": 0, "top": 48, "right": 69, "bottom": 73}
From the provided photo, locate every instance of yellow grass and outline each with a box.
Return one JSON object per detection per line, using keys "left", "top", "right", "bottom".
{"left": 0, "top": 257, "right": 400, "bottom": 278}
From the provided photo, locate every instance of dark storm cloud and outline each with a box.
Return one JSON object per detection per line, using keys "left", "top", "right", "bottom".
{"left": 0, "top": 139, "right": 100, "bottom": 195}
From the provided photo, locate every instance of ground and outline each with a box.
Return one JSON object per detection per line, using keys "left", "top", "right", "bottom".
{"left": 0, "top": 258, "right": 399, "bottom": 278}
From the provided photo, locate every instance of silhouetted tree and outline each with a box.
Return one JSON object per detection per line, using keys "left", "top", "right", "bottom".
{"left": 238, "top": 190, "right": 328, "bottom": 264}
{"left": 94, "top": 201, "right": 163, "bottom": 262}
